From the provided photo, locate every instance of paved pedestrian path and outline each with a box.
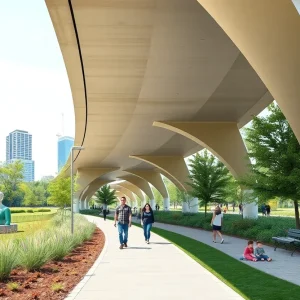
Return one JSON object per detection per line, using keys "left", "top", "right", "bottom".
{"left": 66, "top": 216, "right": 242, "bottom": 300}
{"left": 151, "top": 222, "right": 300, "bottom": 286}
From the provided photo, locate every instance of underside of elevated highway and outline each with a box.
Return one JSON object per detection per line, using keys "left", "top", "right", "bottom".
{"left": 46, "top": 0, "right": 300, "bottom": 214}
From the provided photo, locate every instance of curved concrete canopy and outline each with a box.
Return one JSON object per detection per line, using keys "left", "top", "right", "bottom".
{"left": 124, "top": 169, "right": 169, "bottom": 199}
{"left": 111, "top": 185, "right": 136, "bottom": 202}
{"left": 46, "top": 0, "right": 277, "bottom": 188}
{"left": 153, "top": 121, "right": 249, "bottom": 178}
{"left": 117, "top": 182, "right": 144, "bottom": 202}
{"left": 198, "top": 0, "right": 300, "bottom": 142}
{"left": 118, "top": 175, "right": 154, "bottom": 200}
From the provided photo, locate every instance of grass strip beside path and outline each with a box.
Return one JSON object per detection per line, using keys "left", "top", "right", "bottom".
{"left": 151, "top": 227, "right": 300, "bottom": 300}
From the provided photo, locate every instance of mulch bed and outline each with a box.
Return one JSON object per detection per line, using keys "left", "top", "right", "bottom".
{"left": 0, "top": 228, "right": 105, "bottom": 300}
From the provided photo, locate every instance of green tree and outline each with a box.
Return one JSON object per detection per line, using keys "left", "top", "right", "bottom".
{"left": 0, "top": 160, "right": 24, "bottom": 206}
{"left": 187, "top": 150, "right": 233, "bottom": 216}
{"left": 47, "top": 176, "right": 72, "bottom": 208}
{"left": 241, "top": 103, "right": 300, "bottom": 228}
{"left": 94, "top": 185, "right": 117, "bottom": 209}
{"left": 21, "top": 181, "right": 48, "bottom": 206}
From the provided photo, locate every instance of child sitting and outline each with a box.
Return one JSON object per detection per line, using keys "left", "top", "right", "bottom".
{"left": 244, "top": 240, "right": 259, "bottom": 261}
{"left": 254, "top": 241, "right": 272, "bottom": 261}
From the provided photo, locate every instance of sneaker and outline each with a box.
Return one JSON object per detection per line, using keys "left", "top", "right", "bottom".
{"left": 119, "top": 244, "right": 124, "bottom": 249}
{"left": 213, "top": 240, "right": 216, "bottom": 243}
{"left": 221, "top": 239, "right": 224, "bottom": 244}
{"left": 124, "top": 243, "right": 128, "bottom": 248}
{"left": 147, "top": 240, "right": 150, "bottom": 244}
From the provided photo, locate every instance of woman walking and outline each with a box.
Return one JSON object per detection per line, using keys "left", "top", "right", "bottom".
{"left": 141, "top": 203, "right": 155, "bottom": 244}
{"left": 211, "top": 206, "right": 224, "bottom": 244}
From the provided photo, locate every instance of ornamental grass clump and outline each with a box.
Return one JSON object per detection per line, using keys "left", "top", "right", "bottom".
{"left": 0, "top": 241, "right": 18, "bottom": 281}
{"left": 49, "top": 229, "right": 76, "bottom": 261}
{"left": 18, "top": 232, "right": 53, "bottom": 271}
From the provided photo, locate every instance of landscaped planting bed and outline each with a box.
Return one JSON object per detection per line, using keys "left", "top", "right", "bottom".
{"left": 154, "top": 211, "right": 295, "bottom": 244}
{"left": 0, "top": 214, "right": 105, "bottom": 300}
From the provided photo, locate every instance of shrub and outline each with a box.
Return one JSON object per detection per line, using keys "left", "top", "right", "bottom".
{"left": 26, "top": 209, "right": 34, "bottom": 213}
{"left": 10, "top": 210, "right": 26, "bottom": 214}
{"left": 36, "top": 209, "right": 51, "bottom": 212}
{"left": 0, "top": 241, "right": 18, "bottom": 281}
{"left": 51, "top": 283, "right": 64, "bottom": 292}
{"left": 153, "top": 211, "right": 296, "bottom": 244}
{"left": 6, "top": 282, "right": 19, "bottom": 291}
{"left": 79, "top": 209, "right": 101, "bottom": 216}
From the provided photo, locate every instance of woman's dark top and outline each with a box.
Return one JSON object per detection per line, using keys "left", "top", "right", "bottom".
{"left": 142, "top": 211, "right": 155, "bottom": 224}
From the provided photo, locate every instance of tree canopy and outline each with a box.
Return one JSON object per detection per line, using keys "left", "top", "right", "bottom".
{"left": 94, "top": 185, "right": 117, "bottom": 209}
{"left": 0, "top": 160, "right": 24, "bottom": 206}
{"left": 241, "top": 103, "right": 300, "bottom": 227}
{"left": 187, "top": 150, "right": 233, "bottom": 216}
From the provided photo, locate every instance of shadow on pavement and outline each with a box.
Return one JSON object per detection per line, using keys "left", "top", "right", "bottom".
{"left": 125, "top": 247, "right": 151, "bottom": 250}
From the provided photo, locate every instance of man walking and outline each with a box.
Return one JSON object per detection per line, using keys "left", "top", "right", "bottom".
{"left": 114, "top": 196, "right": 132, "bottom": 249}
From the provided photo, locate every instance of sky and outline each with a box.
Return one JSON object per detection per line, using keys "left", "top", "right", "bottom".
{"left": 0, "top": 0, "right": 74, "bottom": 179}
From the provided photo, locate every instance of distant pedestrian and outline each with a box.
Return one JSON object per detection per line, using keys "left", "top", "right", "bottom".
{"left": 211, "top": 207, "right": 224, "bottom": 244}
{"left": 114, "top": 197, "right": 132, "bottom": 249}
{"left": 232, "top": 203, "right": 235, "bottom": 212}
{"left": 261, "top": 204, "right": 266, "bottom": 216}
{"left": 265, "top": 204, "right": 271, "bottom": 216}
{"left": 239, "top": 204, "right": 243, "bottom": 214}
{"left": 141, "top": 203, "right": 155, "bottom": 244}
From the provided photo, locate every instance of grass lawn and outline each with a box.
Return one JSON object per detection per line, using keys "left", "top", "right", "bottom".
{"left": 0, "top": 220, "right": 51, "bottom": 241}
{"left": 270, "top": 208, "right": 295, "bottom": 217}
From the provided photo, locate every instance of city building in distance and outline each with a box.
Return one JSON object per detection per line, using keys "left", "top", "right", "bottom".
{"left": 6, "top": 129, "right": 35, "bottom": 182}
{"left": 58, "top": 136, "right": 74, "bottom": 172}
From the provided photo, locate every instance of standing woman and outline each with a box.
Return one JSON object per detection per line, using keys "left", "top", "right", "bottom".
{"left": 141, "top": 203, "right": 155, "bottom": 244}
{"left": 211, "top": 206, "right": 224, "bottom": 244}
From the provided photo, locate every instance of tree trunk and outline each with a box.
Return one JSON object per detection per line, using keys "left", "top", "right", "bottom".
{"left": 294, "top": 200, "right": 300, "bottom": 229}
{"left": 205, "top": 204, "right": 207, "bottom": 217}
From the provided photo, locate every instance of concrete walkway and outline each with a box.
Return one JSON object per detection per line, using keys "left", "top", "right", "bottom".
{"left": 152, "top": 222, "right": 300, "bottom": 286}
{"left": 66, "top": 216, "right": 242, "bottom": 300}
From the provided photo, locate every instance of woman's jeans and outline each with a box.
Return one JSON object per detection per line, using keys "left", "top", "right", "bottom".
{"left": 143, "top": 223, "right": 152, "bottom": 240}
{"left": 118, "top": 223, "right": 129, "bottom": 245}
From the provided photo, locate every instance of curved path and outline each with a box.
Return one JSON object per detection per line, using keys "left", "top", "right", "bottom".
{"left": 66, "top": 216, "right": 242, "bottom": 300}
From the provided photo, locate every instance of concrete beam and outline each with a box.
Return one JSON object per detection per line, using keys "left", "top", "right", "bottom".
{"left": 153, "top": 121, "right": 249, "bottom": 178}
{"left": 124, "top": 169, "right": 169, "bottom": 199}
{"left": 198, "top": 0, "right": 300, "bottom": 143}
{"left": 129, "top": 155, "right": 191, "bottom": 191}
{"left": 118, "top": 174, "right": 154, "bottom": 200}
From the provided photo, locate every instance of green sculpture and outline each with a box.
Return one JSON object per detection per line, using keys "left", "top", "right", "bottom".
{"left": 0, "top": 191, "right": 11, "bottom": 225}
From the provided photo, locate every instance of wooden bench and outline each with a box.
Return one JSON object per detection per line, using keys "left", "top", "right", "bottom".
{"left": 272, "top": 229, "right": 300, "bottom": 256}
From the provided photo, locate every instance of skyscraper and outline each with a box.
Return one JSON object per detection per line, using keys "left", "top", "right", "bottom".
{"left": 58, "top": 136, "right": 74, "bottom": 172}
{"left": 6, "top": 130, "right": 35, "bottom": 182}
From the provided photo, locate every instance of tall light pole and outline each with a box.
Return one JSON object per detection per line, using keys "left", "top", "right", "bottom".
{"left": 71, "top": 145, "right": 85, "bottom": 234}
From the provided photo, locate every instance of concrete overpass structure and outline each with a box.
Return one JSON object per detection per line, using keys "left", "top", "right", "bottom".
{"left": 46, "top": 0, "right": 300, "bottom": 215}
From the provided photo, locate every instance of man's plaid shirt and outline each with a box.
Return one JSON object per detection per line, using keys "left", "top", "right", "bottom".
{"left": 115, "top": 204, "right": 132, "bottom": 224}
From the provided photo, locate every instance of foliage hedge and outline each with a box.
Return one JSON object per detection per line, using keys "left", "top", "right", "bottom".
{"left": 153, "top": 211, "right": 295, "bottom": 244}
{"left": 11, "top": 208, "right": 52, "bottom": 214}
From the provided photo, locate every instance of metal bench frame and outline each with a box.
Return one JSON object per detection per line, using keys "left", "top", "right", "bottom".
{"left": 272, "top": 229, "right": 300, "bottom": 256}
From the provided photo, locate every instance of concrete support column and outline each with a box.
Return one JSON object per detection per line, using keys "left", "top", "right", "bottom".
{"left": 84, "top": 198, "right": 88, "bottom": 209}
{"left": 182, "top": 198, "right": 198, "bottom": 213}
{"left": 150, "top": 199, "right": 156, "bottom": 210}
{"left": 163, "top": 198, "right": 170, "bottom": 211}
{"left": 243, "top": 190, "right": 258, "bottom": 219}
{"left": 73, "top": 197, "right": 80, "bottom": 213}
